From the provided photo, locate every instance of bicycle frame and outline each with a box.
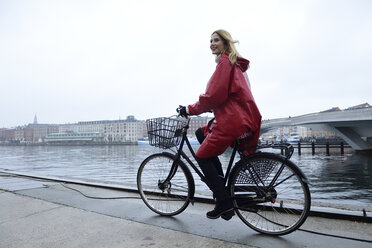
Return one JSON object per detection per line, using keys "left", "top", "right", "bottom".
{"left": 159, "top": 116, "right": 299, "bottom": 197}
{"left": 161, "top": 118, "right": 239, "bottom": 188}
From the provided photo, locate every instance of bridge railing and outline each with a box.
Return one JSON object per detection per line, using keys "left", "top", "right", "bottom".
{"left": 273, "top": 142, "right": 352, "bottom": 156}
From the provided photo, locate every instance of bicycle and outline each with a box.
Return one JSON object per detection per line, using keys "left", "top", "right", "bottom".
{"left": 137, "top": 115, "right": 311, "bottom": 236}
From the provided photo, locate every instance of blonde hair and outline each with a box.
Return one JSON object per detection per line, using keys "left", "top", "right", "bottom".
{"left": 212, "top": 29, "right": 241, "bottom": 65}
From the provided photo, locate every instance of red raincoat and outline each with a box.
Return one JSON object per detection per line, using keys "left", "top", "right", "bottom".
{"left": 188, "top": 53, "right": 261, "bottom": 158}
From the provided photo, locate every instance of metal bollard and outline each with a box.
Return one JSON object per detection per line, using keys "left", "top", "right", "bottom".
{"left": 312, "top": 142, "right": 315, "bottom": 155}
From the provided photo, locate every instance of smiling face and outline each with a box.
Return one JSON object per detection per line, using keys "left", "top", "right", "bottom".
{"left": 210, "top": 32, "right": 225, "bottom": 55}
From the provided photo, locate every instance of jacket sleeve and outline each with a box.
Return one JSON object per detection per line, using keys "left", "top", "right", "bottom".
{"left": 188, "top": 57, "right": 232, "bottom": 115}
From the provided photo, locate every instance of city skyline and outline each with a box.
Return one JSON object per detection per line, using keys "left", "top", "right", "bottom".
{"left": 2, "top": 102, "right": 369, "bottom": 129}
{"left": 0, "top": 114, "right": 213, "bottom": 144}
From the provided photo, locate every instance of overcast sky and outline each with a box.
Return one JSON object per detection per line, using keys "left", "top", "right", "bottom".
{"left": 1, "top": 0, "right": 371, "bottom": 128}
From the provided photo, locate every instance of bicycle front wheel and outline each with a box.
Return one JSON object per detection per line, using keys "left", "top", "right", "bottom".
{"left": 229, "top": 153, "right": 311, "bottom": 236}
{"left": 137, "top": 152, "right": 194, "bottom": 216}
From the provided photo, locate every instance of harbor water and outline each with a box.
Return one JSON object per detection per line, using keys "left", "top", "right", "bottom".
{"left": 0, "top": 145, "right": 371, "bottom": 208}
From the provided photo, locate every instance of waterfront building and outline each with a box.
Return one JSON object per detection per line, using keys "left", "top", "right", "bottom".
{"left": 187, "top": 116, "right": 213, "bottom": 137}
{"left": 0, "top": 128, "right": 8, "bottom": 142}
{"left": 0, "top": 115, "right": 146, "bottom": 144}
{"left": 297, "top": 126, "right": 311, "bottom": 138}
{"left": 311, "top": 129, "right": 338, "bottom": 139}
{"left": 23, "top": 125, "right": 33, "bottom": 142}
{"left": 58, "top": 123, "right": 78, "bottom": 133}
{"left": 77, "top": 115, "right": 146, "bottom": 143}
{"left": 14, "top": 126, "right": 25, "bottom": 142}
{"left": 0, "top": 128, "right": 16, "bottom": 143}
{"left": 26, "top": 124, "right": 59, "bottom": 142}
{"left": 4, "top": 124, "right": 66, "bottom": 143}
{"left": 261, "top": 125, "right": 338, "bottom": 143}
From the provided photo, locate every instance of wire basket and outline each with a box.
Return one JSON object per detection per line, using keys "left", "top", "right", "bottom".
{"left": 146, "top": 117, "right": 187, "bottom": 149}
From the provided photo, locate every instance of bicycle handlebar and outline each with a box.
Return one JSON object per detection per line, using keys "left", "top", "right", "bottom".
{"left": 176, "top": 105, "right": 213, "bottom": 118}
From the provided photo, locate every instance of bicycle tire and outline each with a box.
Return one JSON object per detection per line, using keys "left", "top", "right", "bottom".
{"left": 137, "top": 152, "right": 195, "bottom": 216}
{"left": 228, "top": 152, "right": 311, "bottom": 236}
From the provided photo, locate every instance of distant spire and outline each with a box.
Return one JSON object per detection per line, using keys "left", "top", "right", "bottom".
{"left": 33, "top": 115, "right": 38, "bottom": 124}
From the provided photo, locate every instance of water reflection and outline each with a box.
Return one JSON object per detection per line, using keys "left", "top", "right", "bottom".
{"left": 293, "top": 152, "right": 372, "bottom": 205}
{"left": 0, "top": 145, "right": 371, "bottom": 207}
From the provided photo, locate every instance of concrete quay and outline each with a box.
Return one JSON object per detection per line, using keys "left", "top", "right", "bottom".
{"left": 0, "top": 172, "right": 371, "bottom": 248}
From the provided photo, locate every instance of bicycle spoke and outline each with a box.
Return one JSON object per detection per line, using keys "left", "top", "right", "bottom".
{"left": 273, "top": 173, "right": 295, "bottom": 188}
{"left": 137, "top": 153, "right": 193, "bottom": 216}
{"left": 230, "top": 153, "right": 310, "bottom": 235}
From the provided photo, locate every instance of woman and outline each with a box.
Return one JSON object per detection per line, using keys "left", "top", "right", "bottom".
{"left": 179, "top": 30, "right": 261, "bottom": 220}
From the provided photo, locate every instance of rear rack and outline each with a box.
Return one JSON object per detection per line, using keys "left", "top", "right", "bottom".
{"left": 256, "top": 143, "right": 294, "bottom": 159}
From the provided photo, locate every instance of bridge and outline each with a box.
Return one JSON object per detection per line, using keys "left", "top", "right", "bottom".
{"left": 261, "top": 106, "right": 372, "bottom": 152}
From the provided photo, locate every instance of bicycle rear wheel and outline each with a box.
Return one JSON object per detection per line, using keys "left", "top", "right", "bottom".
{"left": 137, "top": 152, "right": 194, "bottom": 216}
{"left": 229, "top": 153, "right": 311, "bottom": 236}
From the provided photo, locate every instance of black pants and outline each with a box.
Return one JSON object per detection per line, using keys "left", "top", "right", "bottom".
{"left": 195, "top": 128, "right": 229, "bottom": 201}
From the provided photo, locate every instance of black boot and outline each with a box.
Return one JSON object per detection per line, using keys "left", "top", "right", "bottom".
{"left": 207, "top": 199, "right": 234, "bottom": 219}
{"left": 197, "top": 157, "right": 234, "bottom": 219}
{"left": 205, "top": 186, "right": 234, "bottom": 220}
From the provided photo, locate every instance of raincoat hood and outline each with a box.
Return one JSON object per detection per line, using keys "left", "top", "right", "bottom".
{"left": 236, "top": 56, "right": 250, "bottom": 72}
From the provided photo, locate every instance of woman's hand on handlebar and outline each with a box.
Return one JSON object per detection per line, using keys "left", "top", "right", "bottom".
{"left": 177, "top": 105, "right": 189, "bottom": 117}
